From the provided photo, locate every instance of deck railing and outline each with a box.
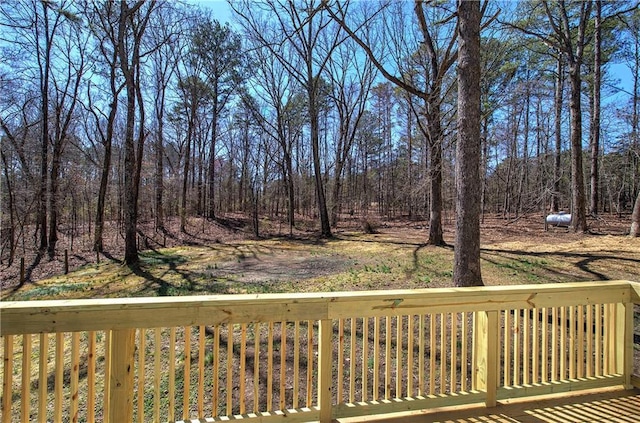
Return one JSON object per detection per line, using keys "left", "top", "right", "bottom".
{"left": 1, "top": 280, "right": 639, "bottom": 422}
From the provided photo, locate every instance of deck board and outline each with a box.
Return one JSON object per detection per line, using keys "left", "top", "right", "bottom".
{"left": 336, "top": 387, "right": 640, "bottom": 423}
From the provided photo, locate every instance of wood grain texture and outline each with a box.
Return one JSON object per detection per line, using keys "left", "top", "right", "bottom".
{"left": 2, "top": 280, "right": 638, "bottom": 423}
{"left": 109, "top": 329, "right": 135, "bottom": 422}
{"left": 1, "top": 281, "right": 632, "bottom": 335}
{"left": 2, "top": 335, "right": 13, "bottom": 423}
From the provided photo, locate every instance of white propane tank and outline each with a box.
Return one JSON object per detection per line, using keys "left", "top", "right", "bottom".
{"left": 546, "top": 212, "right": 571, "bottom": 227}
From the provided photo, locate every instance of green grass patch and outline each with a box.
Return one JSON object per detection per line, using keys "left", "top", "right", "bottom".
{"left": 139, "top": 250, "right": 189, "bottom": 266}
{"left": 10, "top": 282, "right": 93, "bottom": 300}
{"left": 363, "top": 263, "right": 392, "bottom": 273}
{"left": 490, "top": 257, "right": 550, "bottom": 282}
{"left": 4, "top": 233, "right": 638, "bottom": 301}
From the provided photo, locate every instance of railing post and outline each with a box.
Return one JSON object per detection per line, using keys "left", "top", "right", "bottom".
{"left": 473, "top": 310, "right": 499, "bottom": 407}
{"left": 616, "top": 302, "right": 633, "bottom": 389}
{"left": 318, "top": 319, "right": 333, "bottom": 423}
{"left": 2, "top": 336, "right": 14, "bottom": 423}
{"left": 109, "top": 329, "right": 136, "bottom": 422}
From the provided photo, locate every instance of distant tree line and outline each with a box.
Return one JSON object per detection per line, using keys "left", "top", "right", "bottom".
{"left": 1, "top": 0, "right": 639, "bottom": 285}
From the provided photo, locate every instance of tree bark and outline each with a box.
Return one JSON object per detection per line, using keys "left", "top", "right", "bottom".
{"left": 590, "top": 0, "right": 602, "bottom": 216}
{"left": 414, "top": 1, "right": 454, "bottom": 246}
{"left": 568, "top": 63, "right": 588, "bottom": 232}
{"left": 47, "top": 139, "right": 62, "bottom": 259}
{"left": 155, "top": 117, "right": 165, "bottom": 231}
{"left": 117, "top": 0, "right": 137, "bottom": 264}
{"left": 310, "top": 96, "right": 332, "bottom": 238}
{"left": 37, "top": 1, "right": 53, "bottom": 253}
{"left": 330, "top": 159, "right": 344, "bottom": 228}
{"left": 428, "top": 119, "right": 444, "bottom": 246}
{"left": 552, "top": 55, "right": 563, "bottom": 213}
{"left": 92, "top": 1, "right": 120, "bottom": 253}
{"left": 517, "top": 74, "right": 530, "bottom": 216}
{"left": 454, "top": 0, "right": 483, "bottom": 287}
{"left": 553, "top": 0, "right": 591, "bottom": 232}
{"left": 208, "top": 87, "right": 219, "bottom": 220}
{"left": 285, "top": 151, "right": 295, "bottom": 234}
{"left": 181, "top": 89, "right": 196, "bottom": 233}
{"left": 631, "top": 189, "right": 640, "bottom": 237}
{"left": 154, "top": 76, "right": 167, "bottom": 232}
{"left": 118, "top": 0, "right": 151, "bottom": 265}
{"left": 94, "top": 97, "right": 116, "bottom": 252}
{"left": 0, "top": 147, "right": 16, "bottom": 265}
{"left": 94, "top": 135, "right": 112, "bottom": 253}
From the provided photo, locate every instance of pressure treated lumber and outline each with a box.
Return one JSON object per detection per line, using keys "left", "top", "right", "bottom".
{"left": 1, "top": 281, "right": 632, "bottom": 336}
{"left": 1, "top": 280, "right": 637, "bottom": 423}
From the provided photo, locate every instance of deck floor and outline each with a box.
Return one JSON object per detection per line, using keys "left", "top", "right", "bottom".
{"left": 337, "top": 387, "right": 640, "bottom": 423}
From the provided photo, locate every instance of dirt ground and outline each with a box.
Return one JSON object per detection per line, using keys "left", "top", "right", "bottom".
{"left": 1, "top": 212, "right": 639, "bottom": 422}
{"left": 1, "top": 212, "right": 638, "bottom": 298}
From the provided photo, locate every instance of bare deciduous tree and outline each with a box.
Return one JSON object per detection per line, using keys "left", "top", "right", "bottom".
{"left": 233, "top": 0, "right": 345, "bottom": 237}
{"left": 117, "top": 0, "right": 156, "bottom": 264}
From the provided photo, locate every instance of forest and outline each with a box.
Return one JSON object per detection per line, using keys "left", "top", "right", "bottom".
{"left": 1, "top": 0, "right": 639, "bottom": 283}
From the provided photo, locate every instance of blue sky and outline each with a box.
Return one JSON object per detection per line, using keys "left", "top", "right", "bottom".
{"left": 189, "top": 0, "right": 635, "bottom": 105}
{"left": 189, "top": 0, "right": 235, "bottom": 23}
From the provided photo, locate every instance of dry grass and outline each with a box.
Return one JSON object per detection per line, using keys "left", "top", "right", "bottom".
{"left": 1, "top": 213, "right": 639, "bottom": 422}
{"left": 2, "top": 214, "right": 638, "bottom": 301}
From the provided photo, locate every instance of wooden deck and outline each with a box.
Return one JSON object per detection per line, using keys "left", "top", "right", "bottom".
{"left": 3, "top": 280, "right": 639, "bottom": 422}
{"left": 339, "top": 387, "right": 640, "bottom": 423}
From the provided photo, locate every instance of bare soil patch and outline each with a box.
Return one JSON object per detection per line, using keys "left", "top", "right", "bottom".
{"left": 1, "top": 213, "right": 639, "bottom": 422}
{"left": 1, "top": 212, "right": 638, "bottom": 300}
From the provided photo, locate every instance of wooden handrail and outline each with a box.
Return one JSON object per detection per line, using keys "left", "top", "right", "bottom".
{"left": 0, "top": 280, "right": 632, "bottom": 336}
{"left": 1, "top": 280, "right": 637, "bottom": 423}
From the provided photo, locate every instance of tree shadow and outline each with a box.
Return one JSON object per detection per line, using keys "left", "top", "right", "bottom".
{"left": 4, "top": 251, "right": 44, "bottom": 296}
{"left": 481, "top": 247, "right": 640, "bottom": 282}
{"left": 128, "top": 248, "right": 235, "bottom": 296}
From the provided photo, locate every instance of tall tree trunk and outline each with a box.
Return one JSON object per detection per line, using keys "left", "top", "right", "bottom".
{"left": 517, "top": 76, "right": 530, "bottom": 216}
{"left": 94, "top": 132, "right": 112, "bottom": 253}
{"left": 155, "top": 89, "right": 166, "bottom": 231}
{"left": 94, "top": 29, "right": 120, "bottom": 253}
{"left": 407, "top": 102, "right": 413, "bottom": 219}
{"left": 454, "top": 0, "right": 483, "bottom": 287}
{"left": 481, "top": 116, "right": 489, "bottom": 221}
{"left": 631, "top": 190, "right": 640, "bottom": 237}
{"left": 557, "top": 0, "right": 590, "bottom": 232}
{"left": 133, "top": 57, "right": 146, "bottom": 224}
{"left": 118, "top": 0, "right": 150, "bottom": 265}
{"left": 568, "top": 64, "right": 588, "bottom": 232}
{"left": 181, "top": 102, "right": 195, "bottom": 233}
{"left": 38, "top": 121, "right": 48, "bottom": 252}
{"left": 1, "top": 148, "right": 16, "bottom": 265}
{"left": 309, "top": 92, "right": 332, "bottom": 237}
{"left": 633, "top": 27, "right": 639, "bottom": 205}
{"left": 37, "top": 2, "right": 52, "bottom": 253}
{"left": 208, "top": 88, "right": 219, "bottom": 220}
{"left": 122, "top": 78, "right": 138, "bottom": 265}
{"left": 590, "top": 0, "right": 602, "bottom": 216}
{"left": 47, "top": 141, "right": 62, "bottom": 259}
{"left": 330, "top": 119, "right": 345, "bottom": 228}
{"left": 330, "top": 160, "right": 344, "bottom": 228}
{"left": 197, "top": 151, "right": 204, "bottom": 215}
{"left": 412, "top": 97, "right": 445, "bottom": 245}
{"left": 552, "top": 56, "right": 563, "bottom": 213}
{"left": 427, "top": 120, "right": 444, "bottom": 246}
{"left": 155, "top": 130, "right": 164, "bottom": 230}
{"left": 285, "top": 152, "right": 295, "bottom": 234}
{"left": 535, "top": 99, "right": 545, "bottom": 212}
